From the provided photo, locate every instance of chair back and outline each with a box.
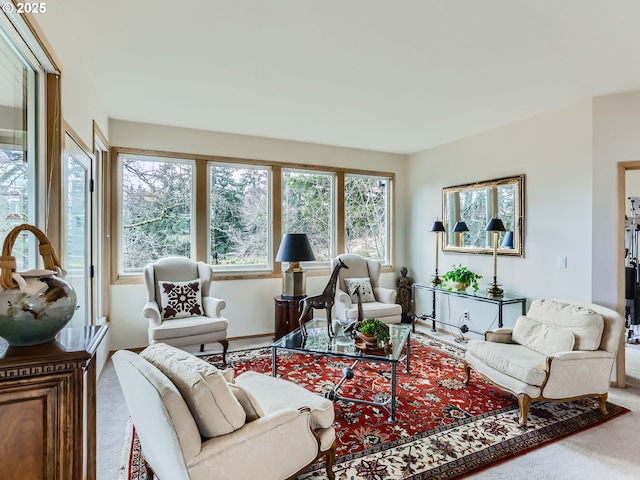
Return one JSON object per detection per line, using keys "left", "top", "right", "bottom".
{"left": 332, "top": 254, "right": 381, "bottom": 291}
{"left": 112, "top": 350, "right": 200, "bottom": 480}
{"left": 144, "top": 256, "right": 209, "bottom": 307}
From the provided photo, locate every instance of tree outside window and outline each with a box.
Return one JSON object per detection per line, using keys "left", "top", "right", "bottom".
{"left": 344, "top": 175, "right": 390, "bottom": 264}
{"left": 209, "top": 164, "right": 270, "bottom": 269}
{"left": 282, "top": 170, "right": 334, "bottom": 262}
{"left": 120, "top": 155, "right": 193, "bottom": 274}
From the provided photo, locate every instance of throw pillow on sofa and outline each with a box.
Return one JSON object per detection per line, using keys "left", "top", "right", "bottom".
{"left": 527, "top": 299, "right": 604, "bottom": 350}
{"left": 512, "top": 315, "right": 575, "bottom": 356}
{"left": 140, "top": 343, "right": 246, "bottom": 437}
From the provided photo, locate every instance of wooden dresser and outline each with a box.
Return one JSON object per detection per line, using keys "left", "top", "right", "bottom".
{"left": 0, "top": 325, "right": 107, "bottom": 480}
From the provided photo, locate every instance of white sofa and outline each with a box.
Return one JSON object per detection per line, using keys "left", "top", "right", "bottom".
{"left": 464, "top": 299, "right": 624, "bottom": 427}
{"left": 113, "top": 344, "right": 336, "bottom": 480}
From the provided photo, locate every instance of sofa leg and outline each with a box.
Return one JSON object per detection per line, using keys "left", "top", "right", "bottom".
{"left": 200, "top": 344, "right": 205, "bottom": 352}
{"left": 325, "top": 441, "right": 337, "bottom": 480}
{"left": 219, "top": 339, "right": 229, "bottom": 367}
{"left": 463, "top": 362, "right": 472, "bottom": 385}
{"left": 517, "top": 394, "right": 531, "bottom": 427}
{"left": 598, "top": 393, "right": 609, "bottom": 416}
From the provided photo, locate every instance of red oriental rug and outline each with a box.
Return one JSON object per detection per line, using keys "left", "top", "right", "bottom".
{"left": 120, "top": 333, "right": 628, "bottom": 480}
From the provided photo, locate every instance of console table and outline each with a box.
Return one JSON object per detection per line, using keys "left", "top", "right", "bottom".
{"left": 0, "top": 324, "right": 107, "bottom": 480}
{"left": 412, "top": 283, "right": 526, "bottom": 330}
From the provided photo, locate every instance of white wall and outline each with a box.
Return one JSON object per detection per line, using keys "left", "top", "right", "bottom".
{"left": 109, "top": 120, "right": 408, "bottom": 350}
{"left": 407, "top": 100, "right": 594, "bottom": 336}
{"left": 34, "top": 14, "right": 109, "bottom": 147}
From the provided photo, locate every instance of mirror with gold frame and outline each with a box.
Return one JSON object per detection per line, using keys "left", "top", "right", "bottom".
{"left": 442, "top": 174, "right": 524, "bottom": 256}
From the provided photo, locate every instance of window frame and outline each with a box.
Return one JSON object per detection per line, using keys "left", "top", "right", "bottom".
{"left": 110, "top": 147, "right": 395, "bottom": 283}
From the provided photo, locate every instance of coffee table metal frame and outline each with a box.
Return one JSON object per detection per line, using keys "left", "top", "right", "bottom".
{"left": 272, "top": 319, "right": 411, "bottom": 422}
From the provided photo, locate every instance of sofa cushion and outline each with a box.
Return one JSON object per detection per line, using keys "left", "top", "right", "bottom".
{"left": 140, "top": 343, "right": 246, "bottom": 437}
{"left": 512, "top": 315, "right": 575, "bottom": 356}
{"left": 466, "top": 339, "right": 548, "bottom": 386}
{"left": 158, "top": 279, "right": 203, "bottom": 319}
{"left": 236, "top": 371, "right": 335, "bottom": 429}
{"left": 527, "top": 299, "right": 604, "bottom": 350}
{"left": 228, "top": 383, "right": 265, "bottom": 422}
{"left": 344, "top": 277, "right": 376, "bottom": 303}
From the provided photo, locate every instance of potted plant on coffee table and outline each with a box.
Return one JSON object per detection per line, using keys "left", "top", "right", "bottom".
{"left": 442, "top": 264, "right": 482, "bottom": 292}
{"left": 354, "top": 318, "right": 390, "bottom": 349}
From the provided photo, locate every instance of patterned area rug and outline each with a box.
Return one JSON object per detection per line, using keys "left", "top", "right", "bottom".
{"left": 121, "top": 333, "right": 628, "bottom": 480}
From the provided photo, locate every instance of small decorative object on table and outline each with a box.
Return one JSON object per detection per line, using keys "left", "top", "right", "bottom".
{"left": 442, "top": 264, "right": 482, "bottom": 292}
{"left": 0, "top": 224, "right": 77, "bottom": 346}
{"left": 353, "top": 317, "right": 390, "bottom": 354}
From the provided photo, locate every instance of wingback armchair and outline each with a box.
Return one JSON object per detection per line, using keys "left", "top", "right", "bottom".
{"left": 464, "top": 299, "right": 624, "bottom": 426}
{"left": 143, "top": 256, "right": 228, "bottom": 365}
{"left": 113, "top": 344, "right": 336, "bottom": 480}
{"left": 330, "top": 253, "right": 402, "bottom": 325}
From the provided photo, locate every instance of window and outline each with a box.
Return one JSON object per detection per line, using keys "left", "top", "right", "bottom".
{"left": 119, "top": 154, "right": 194, "bottom": 275}
{"left": 345, "top": 174, "right": 391, "bottom": 264}
{"left": 114, "top": 148, "right": 394, "bottom": 279}
{"left": 282, "top": 169, "right": 334, "bottom": 263}
{"left": 0, "top": 26, "right": 39, "bottom": 270}
{"left": 209, "top": 163, "right": 271, "bottom": 270}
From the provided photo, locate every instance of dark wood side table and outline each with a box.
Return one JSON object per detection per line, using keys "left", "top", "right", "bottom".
{"left": 274, "top": 296, "right": 312, "bottom": 340}
{"left": 0, "top": 324, "right": 108, "bottom": 480}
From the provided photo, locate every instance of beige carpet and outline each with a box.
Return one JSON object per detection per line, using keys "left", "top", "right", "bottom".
{"left": 97, "top": 330, "right": 640, "bottom": 480}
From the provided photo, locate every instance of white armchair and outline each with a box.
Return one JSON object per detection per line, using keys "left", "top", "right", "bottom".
{"left": 464, "top": 299, "right": 624, "bottom": 426}
{"left": 330, "top": 253, "right": 402, "bottom": 325}
{"left": 112, "top": 344, "right": 336, "bottom": 480}
{"left": 143, "top": 256, "right": 228, "bottom": 365}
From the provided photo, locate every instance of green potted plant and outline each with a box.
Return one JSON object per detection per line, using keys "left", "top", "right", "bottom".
{"left": 442, "top": 264, "right": 482, "bottom": 292}
{"left": 355, "top": 318, "right": 390, "bottom": 347}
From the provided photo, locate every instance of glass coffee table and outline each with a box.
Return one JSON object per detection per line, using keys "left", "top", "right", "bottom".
{"left": 272, "top": 318, "right": 411, "bottom": 422}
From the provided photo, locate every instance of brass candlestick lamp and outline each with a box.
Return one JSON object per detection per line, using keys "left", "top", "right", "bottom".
{"left": 485, "top": 218, "right": 506, "bottom": 297}
{"left": 430, "top": 220, "right": 446, "bottom": 286}
{"left": 453, "top": 221, "right": 469, "bottom": 247}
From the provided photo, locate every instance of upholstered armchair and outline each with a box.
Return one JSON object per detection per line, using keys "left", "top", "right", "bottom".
{"left": 113, "top": 344, "right": 336, "bottom": 480}
{"left": 143, "top": 256, "right": 228, "bottom": 365}
{"left": 464, "top": 299, "right": 624, "bottom": 427}
{"left": 330, "top": 253, "right": 402, "bottom": 325}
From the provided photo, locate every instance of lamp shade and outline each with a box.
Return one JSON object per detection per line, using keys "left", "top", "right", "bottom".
{"left": 485, "top": 218, "right": 506, "bottom": 232}
{"left": 275, "top": 233, "right": 315, "bottom": 262}
{"left": 430, "top": 221, "right": 446, "bottom": 232}
{"left": 502, "top": 231, "right": 514, "bottom": 248}
{"left": 453, "top": 221, "right": 469, "bottom": 232}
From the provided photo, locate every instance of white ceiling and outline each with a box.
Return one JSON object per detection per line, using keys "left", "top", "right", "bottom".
{"left": 45, "top": 0, "right": 640, "bottom": 154}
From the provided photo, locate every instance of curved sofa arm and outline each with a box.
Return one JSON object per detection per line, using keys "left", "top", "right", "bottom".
{"left": 485, "top": 328, "right": 514, "bottom": 343}
{"left": 191, "top": 409, "right": 320, "bottom": 476}
{"left": 203, "top": 296, "right": 226, "bottom": 318}
{"left": 543, "top": 350, "right": 616, "bottom": 398}
{"left": 374, "top": 286, "right": 396, "bottom": 304}
{"left": 143, "top": 301, "right": 162, "bottom": 327}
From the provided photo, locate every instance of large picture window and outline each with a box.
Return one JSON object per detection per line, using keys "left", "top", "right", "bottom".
{"left": 345, "top": 174, "right": 390, "bottom": 264}
{"left": 209, "top": 163, "right": 270, "bottom": 270}
{"left": 282, "top": 169, "right": 334, "bottom": 263}
{"left": 0, "top": 27, "right": 38, "bottom": 270}
{"left": 114, "top": 149, "right": 394, "bottom": 279}
{"left": 119, "top": 154, "right": 194, "bottom": 275}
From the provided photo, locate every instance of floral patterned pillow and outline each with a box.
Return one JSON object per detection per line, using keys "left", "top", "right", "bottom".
{"left": 158, "top": 279, "right": 203, "bottom": 319}
{"left": 344, "top": 277, "right": 376, "bottom": 303}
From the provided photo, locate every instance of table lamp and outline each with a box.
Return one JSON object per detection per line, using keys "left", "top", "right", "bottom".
{"left": 430, "top": 220, "right": 446, "bottom": 286}
{"left": 453, "top": 221, "right": 469, "bottom": 247}
{"left": 275, "top": 233, "right": 315, "bottom": 299}
{"left": 485, "top": 218, "right": 506, "bottom": 297}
